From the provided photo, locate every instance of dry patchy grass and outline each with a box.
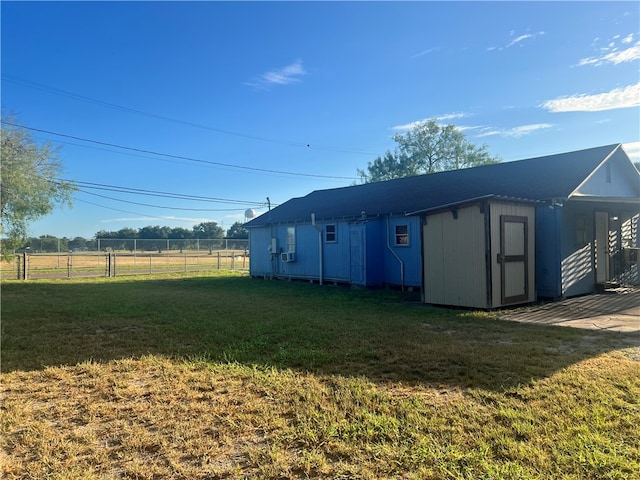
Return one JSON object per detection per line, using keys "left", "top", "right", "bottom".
{"left": 3, "top": 354, "right": 639, "bottom": 479}
{"left": 1, "top": 273, "right": 639, "bottom": 478}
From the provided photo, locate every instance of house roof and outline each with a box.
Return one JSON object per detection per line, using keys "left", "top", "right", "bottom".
{"left": 246, "top": 144, "right": 632, "bottom": 227}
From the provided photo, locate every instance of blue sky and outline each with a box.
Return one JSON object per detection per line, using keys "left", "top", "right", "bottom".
{"left": 2, "top": 1, "right": 639, "bottom": 239}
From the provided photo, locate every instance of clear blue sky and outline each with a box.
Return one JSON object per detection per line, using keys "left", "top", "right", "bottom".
{"left": 2, "top": 1, "right": 638, "bottom": 239}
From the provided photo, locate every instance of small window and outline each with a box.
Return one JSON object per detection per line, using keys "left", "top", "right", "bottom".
{"left": 287, "top": 227, "right": 296, "bottom": 252}
{"left": 325, "top": 224, "right": 337, "bottom": 243}
{"left": 575, "top": 217, "right": 587, "bottom": 246}
{"left": 394, "top": 225, "right": 409, "bottom": 246}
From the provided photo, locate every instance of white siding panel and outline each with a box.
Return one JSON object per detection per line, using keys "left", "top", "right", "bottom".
{"left": 423, "top": 204, "right": 488, "bottom": 308}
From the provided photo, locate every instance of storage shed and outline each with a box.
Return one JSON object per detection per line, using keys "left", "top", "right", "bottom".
{"left": 420, "top": 197, "right": 536, "bottom": 309}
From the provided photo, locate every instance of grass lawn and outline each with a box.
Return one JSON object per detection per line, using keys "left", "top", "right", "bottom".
{"left": 1, "top": 271, "right": 639, "bottom": 479}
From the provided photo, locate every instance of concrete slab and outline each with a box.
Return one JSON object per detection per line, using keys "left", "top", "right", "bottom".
{"left": 499, "top": 287, "right": 640, "bottom": 333}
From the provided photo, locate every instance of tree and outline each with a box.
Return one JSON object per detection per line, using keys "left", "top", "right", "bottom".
{"left": 357, "top": 119, "right": 500, "bottom": 183}
{"left": 1, "top": 120, "right": 75, "bottom": 258}
{"left": 169, "top": 227, "right": 192, "bottom": 239}
{"left": 226, "top": 221, "right": 248, "bottom": 239}
{"left": 193, "top": 222, "right": 224, "bottom": 239}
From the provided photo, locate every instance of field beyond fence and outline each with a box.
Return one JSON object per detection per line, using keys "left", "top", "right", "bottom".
{"left": 4, "top": 250, "right": 249, "bottom": 280}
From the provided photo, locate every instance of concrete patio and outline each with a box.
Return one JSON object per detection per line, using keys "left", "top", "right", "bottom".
{"left": 499, "top": 287, "right": 640, "bottom": 333}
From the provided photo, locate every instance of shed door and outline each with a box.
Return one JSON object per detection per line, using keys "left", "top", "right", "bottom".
{"left": 349, "top": 225, "right": 365, "bottom": 285}
{"left": 498, "top": 215, "right": 529, "bottom": 304}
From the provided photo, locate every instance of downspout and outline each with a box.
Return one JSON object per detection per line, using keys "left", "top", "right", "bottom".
{"left": 267, "top": 197, "right": 274, "bottom": 280}
{"left": 311, "top": 213, "right": 323, "bottom": 285}
{"left": 386, "top": 216, "right": 404, "bottom": 291}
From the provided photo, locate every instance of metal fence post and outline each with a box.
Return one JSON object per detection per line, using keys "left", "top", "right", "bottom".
{"left": 67, "top": 252, "right": 72, "bottom": 278}
{"left": 217, "top": 251, "right": 221, "bottom": 270}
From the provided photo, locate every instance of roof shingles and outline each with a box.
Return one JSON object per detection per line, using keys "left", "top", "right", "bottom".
{"left": 247, "top": 144, "right": 624, "bottom": 227}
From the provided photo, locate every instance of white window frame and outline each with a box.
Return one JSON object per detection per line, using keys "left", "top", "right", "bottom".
{"left": 394, "top": 224, "right": 409, "bottom": 246}
{"left": 325, "top": 224, "right": 337, "bottom": 243}
{"left": 287, "top": 226, "right": 296, "bottom": 252}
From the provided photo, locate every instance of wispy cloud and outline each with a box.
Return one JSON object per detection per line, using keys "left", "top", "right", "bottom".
{"left": 541, "top": 82, "right": 640, "bottom": 112}
{"left": 391, "top": 112, "right": 470, "bottom": 131}
{"left": 475, "top": 123, "right": 553, "bottom": 138}
{"left": 578, "top": 42, "right": 640, "bottom": 66}
{"left": 506, "top": 33, "right": 534, "bottom": 48}
{"left": 622, "top": 33, "right": 635, "bottom": 44}
{"left": 622, "top": 141, "right": 640, "bottom": 162}
{"left": 412, "top": 47, "right": 440, "bottom": 59}
{"left": 577, "top": 33, "right": 639, "bottom": 66}
{"left": 488, "top": 31, "right": 544, "bottom": 51}
{"left": 245, "top": 60, "right": 307, "bottom": 89}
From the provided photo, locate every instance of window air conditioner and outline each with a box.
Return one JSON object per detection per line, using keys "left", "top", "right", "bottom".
{"left": 281, "top": 252, "right": 295, "bottom": 263}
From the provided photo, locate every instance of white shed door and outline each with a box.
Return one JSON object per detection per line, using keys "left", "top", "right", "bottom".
{"left": 499, "top": 215, "right": 529, "bottom": 304}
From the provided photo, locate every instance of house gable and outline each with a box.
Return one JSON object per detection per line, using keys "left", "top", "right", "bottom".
{"left": 571, "top": 145, "right": 640, "bottom": 199}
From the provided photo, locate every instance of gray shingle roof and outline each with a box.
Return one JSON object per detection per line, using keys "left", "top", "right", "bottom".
{"left": 246, "top": 144, "right": 623, "bottom": 227}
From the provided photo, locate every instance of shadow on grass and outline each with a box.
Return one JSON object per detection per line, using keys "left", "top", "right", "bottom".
{"left": 2, "top": 275, "right": 638, "bottom": 391}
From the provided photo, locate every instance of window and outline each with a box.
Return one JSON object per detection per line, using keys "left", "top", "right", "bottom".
{"left": 575, "top": 216, "right": 587, "bottom": 246}
{"left": 394, "top": 224, "right": 409, "bottom": 246}
{"left": 287, "top": 227, "right": 296, "bottom": 252}
{"left": 325, "top": 224, "right": 337, "bottom": 243}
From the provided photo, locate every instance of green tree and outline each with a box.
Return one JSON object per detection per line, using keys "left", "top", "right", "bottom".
{"left": 357, "top": 119, "right": 500, "bottom": 183}
{"left": 1, "top": 120, "right": 75, "bottom": 258}
{"left": 170, "top": 227, "right": 192, "bottom": 239}
{"left": 226, "top": 221, "right": 248, "bottom": 239}
{"left": 193, "top": 222, "right": 224, "bottom": 239}
{"left": 116, "top": 227, "right": 138, "bottom": 239}
{"left": 69, "top": 236, "right": 91, "bottom": 251}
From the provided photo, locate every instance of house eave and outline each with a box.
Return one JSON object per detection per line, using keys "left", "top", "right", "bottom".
{"left": 405, "top": 194, "right": 539, "bottom": 217}
{"left": 567, "top": 195, "right": 640, "bottom": 205}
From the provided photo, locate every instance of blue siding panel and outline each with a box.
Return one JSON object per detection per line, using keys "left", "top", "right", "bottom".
{"left": 383, "top": 216, "right": 422, "bottom": 287}
{"left": 322, "top": 222, "right": 351, "bottom": 282}
{"left": 365, "top": 220, "right": 385, "bottom": 286}
{"left": 560, "top": 202, "right": 598, "bottom": 297}
{"left": 249, "top": 216, "right": 424, "bottom": 288}
{"left": 248, "top": 228, "right": 273, "bottom": 277}
{"left": 535, "top": 206, "right": 562, "bottom": 298}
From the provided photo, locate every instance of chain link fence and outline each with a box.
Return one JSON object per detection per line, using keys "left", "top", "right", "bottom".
{"left": 10, "top": 239, "right": 249, "bottom": 280}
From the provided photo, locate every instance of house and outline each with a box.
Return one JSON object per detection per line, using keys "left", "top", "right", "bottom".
{"left": 245, "top": 144, "right": 640, "bottom": 308}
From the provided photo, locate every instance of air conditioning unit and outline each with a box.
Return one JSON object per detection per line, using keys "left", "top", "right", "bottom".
{"left": 281, "top": 252, "right": 295, "bottom": 263}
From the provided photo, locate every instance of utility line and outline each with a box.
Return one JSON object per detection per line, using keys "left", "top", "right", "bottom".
{"left": 73, "top": 197, "right": 176, "bottom": 219}
{"left": 79, "top": 189, "right": 250, "bottom": 212}
{"left": 2, "top": 121, "right": 360, "bottom": 180}
{"left": 66, "top": 179, "right": 270, "bottom": 206}
{"left": 2, "top": 74, "right": 378, "bottom": 156}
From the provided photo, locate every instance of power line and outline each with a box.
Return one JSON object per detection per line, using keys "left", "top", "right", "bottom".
{"left": 2, "top": 121, "right": 360, "bottom": 180}
{"left": 66, "top": 179, "right": 270, "bottom": 206}
{"left": 78, "top": 189, "right": 251, "bottom": 212}
{"left": 2, "top": 74, "right": 378, "bottom": 156}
